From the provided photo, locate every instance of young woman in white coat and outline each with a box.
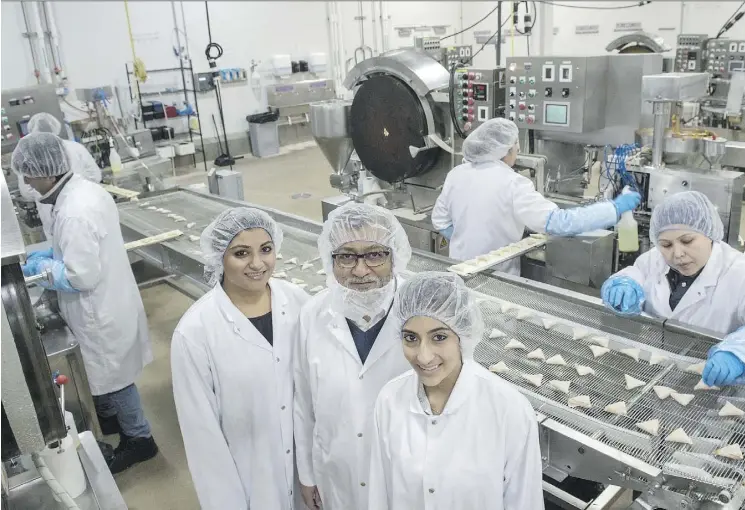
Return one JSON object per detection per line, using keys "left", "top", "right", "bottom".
{"left": 431, "top": 118, "right": 640, "bottom": 274}
{"left": 15, "top": 133, "right": 155, "bottom": 473}
{"left": 601, "top": 191, "right": 745, "bottom": 387}
{"left": 171, "top": 208, "right": 309, "bottom": 510}
{"left": 368, "top": 271, "right": 544, "bottom": 510}
{"left": 294, "top": 203, "right": 413, "bottom": 510}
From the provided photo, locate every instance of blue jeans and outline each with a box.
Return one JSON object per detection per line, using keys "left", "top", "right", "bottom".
{"left": 93, "top": 384, "right": 152, "bottom": 438}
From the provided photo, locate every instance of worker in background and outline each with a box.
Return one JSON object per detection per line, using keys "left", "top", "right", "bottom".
{"left": 171, "top": 208, "right": 309, "bottom": 509}
{"left": 431, "top": 118, "right": 641, "bottom": 274}
{"left": 601, "top": 191, "right": 745, "bottom": 386}
{"left": 368, "top": 271, "right": 544, "bottom": 510}
{"left": 18, "top": 112, "right": 101, "bottom": 240}
{"left": 294, "top": 202, "right": 413, "bottom": 510}
{"left": 14, "top": 133, "right": 157, "bottom": 474}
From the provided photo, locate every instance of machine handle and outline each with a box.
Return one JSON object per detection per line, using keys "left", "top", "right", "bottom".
{"left": 24, "top": 270, "right": 52, "bottom": 287}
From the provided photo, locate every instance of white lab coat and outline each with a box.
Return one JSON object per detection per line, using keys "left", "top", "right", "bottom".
{"left": 19, "top": 140, "right": 102, "bottom": 239}
{"left": 50, "top": 174, "right": 151, "bottom": 396}
{"left": 171, "top": 279, "right": 309, "bottom": 510}
{"left": 294, "top": 286, "right": 411, "bottom": 510}
{"left": 368, "top": 360, "right": 544, "bottom": 510}
{"left": 613, "top": 241, "right": 745, "bottom": 336}
{"left": 431, "top": 160, "right": 558, "bottom": 274}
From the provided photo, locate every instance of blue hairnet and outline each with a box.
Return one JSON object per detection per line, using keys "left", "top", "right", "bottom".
{"left": 395, "top": 271, "right": 484, "bottom": 359}
{"left": 28, "top": 113, "right": 62, "bottom": 135}
{"left": 11, "top": 132, "right": 70, "bottom": 178}
{"left": 462, "top": 118, "right": 519, "bottom": 164}
{"left": 200, "top": 207, "right": 284, "bottom": 286}
{"left": 649, "top": 191, "right": 724, "bottom": 244}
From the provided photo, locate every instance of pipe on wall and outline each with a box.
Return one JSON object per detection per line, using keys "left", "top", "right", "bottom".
{"left": 28, "top": 2, "right": 53, "bottom": 84}
{"left": 20, "top": 2, "right": 41, "bottom": 83}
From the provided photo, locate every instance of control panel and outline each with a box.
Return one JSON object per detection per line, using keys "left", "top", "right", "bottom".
{"left": 1, "top": 84, "right": 65, "bottom": 155}
{"left": 703, "top": 38, "right": 745, "bottom": 77}
{"left": 440, "top": 46, "right": 473, "bottom": 69}
{"left": 675, "top": 34, "right": 708, "bottom": 73}
{"left": 504, "top": 56, "right": 607, "bottom": 133}
{"left": 453, "top": 67, "right": 505, "bottom": 132}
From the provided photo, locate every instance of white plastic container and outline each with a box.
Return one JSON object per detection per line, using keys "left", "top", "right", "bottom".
{"left": 617, "top": 187, "right": 639, "bottom": 252}
{"left": 108, "top": 138, "right": 122, "bottom": 174}
{"left": 39, "top": 433, "right": 87, "bottom": 499}
{"left": 272, "top": 54, "right": 292, "bottom": 77}
{"left": 175, "top": 142, "right": 195, "bottom": 156}
{"left": 157, "top": 145, "right": 176, "bottom": 159}
{"left": 308, "top": 52, "right": 327, "bottom": 74}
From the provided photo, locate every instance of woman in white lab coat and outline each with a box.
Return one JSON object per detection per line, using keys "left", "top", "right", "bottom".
{"left": 171, "top": 207, "right": 309, "bottom": 510}
{"left": 19, "top": 112, "right": 102, "bottom": 240}
{"left": 431, "top": 118, "right": 640, "bottom": 274}
{"left": 368, "top": 271, "right": 544, "bottom": 510}
{"left": 601, "top": 191, "right": 745, "bottom": 386}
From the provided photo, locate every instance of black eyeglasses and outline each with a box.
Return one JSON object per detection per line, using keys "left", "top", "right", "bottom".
{"left": 331, "top": 250, "right": 391, "bottom": 268}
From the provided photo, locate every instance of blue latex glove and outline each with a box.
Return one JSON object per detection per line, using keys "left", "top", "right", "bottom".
{"left": 35, "top": 258, "right": 79, "bottom": 293}
{"left": 22, "top": 256, "right": 51, "bottom": 277}
{"left": 612, "top": 192, "right": 642, "bottom": 219}
{"left": 703, "top": 351, "right": 745, "bottom": 387}
{"left": 600, "top": 276, "right": 645, "bottom": 316}
{"left": 27, "top": 247, "right": 54, "bottom": 261}
{"left": 545, "top": 201, "right": 618, "bottom": 236}
{"left": 440, "top": 226, "right": 454, "bottom": 241}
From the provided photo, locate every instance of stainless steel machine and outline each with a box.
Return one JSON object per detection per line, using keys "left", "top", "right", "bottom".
{"left": 114, "top": 185, "right": 745, "bottom": 509}
{"left": 1, "top": 85, "right": 67, "bottom": 155}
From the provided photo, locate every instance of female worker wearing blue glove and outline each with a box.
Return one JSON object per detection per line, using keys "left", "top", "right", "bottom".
{"left": 431, "top": 118, "right": 641, "bottom": 275}
{"left": 600, "top": 191, "right": 745, "bottom": 387}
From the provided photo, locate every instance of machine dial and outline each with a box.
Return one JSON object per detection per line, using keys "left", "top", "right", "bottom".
{"left": 544, "top": 87, "right": 552, "bottom": 97}
{"left": 561, "top": 88, "right": 570, "bottom": 98}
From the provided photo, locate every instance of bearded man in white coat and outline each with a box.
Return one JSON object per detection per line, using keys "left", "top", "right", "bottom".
{"left": 294, "top": 202, "right": 413, "bottom": 510}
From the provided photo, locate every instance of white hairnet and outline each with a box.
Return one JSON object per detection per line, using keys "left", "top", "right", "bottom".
{"left": 200, "top": 207, "right": 284, "bottom": 286}
{"left": 649, "top": 191, "right": 724, "bottom": 244}
{"left": 462, "top": 118, "right": 519, "bottom": 164}
{"left": 395, "top": 271, "right": 484, "bottom": 359}
{"left": 28, "top": 112, "right": 62, "bottom": 135}
{"left": 318, "top": 202, "right": 412, "bottom": 324}
{"left": 11, "top": 132, "right": 70, "bottom": 178}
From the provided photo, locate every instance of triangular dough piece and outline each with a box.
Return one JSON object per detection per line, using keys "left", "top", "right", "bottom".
{"left": 715, "top": 444, "right": 744, "bottom": 460}
{"left": 636, "top": 419, "right": 660, "bottom": 436}
{"left": 489, "top": 361, "right": 510, "bottom": 374}
{"left": 653, "top": 386, "right": 674, "bottom": 400}
{"left": 719, "top": 401, "right": 745, "bottom": 417}
{"left": 542, "top": 318, "right": 557, "bottom": 330}
{"left": 489, "top": 328, "right": 506, "bottom": 339}
{"left": 291, "top": 278, "right": 305, "bottom": 285}
{"left": 527, "top": 348, "right": 546, "bottom": 361}
{"left": 604, "top": 401, "right": 628, "bottom": 416}
{"left": 694, "top": 380, "right": 721, "bottom": 391}
{"left": 665, "top": 427, "right": 693, "bottom": 445}
{"left": 501, "top": 302, "right": 516, "bottom": 314}
{"left": 590, "top": 345, "right": 610, "bottom": 358}
{"left": 572, "top": 328, "right": 590, "bottom": 341}
{"left": 589, "top": 336, "right": 610, "bottom": 348}
{"left": 625, "top": 374, "right": 645, "bottom": 390}
{"left": 521, "top": 373, "right": 543, "bottom": 387}
{"left": 516, "top": 308, "right": 532, "bottom": 320}
{"left": 316, "top": 269, "right": 326, "bottom": 275}
{"left": 309, "top": 286, "right": 325, "bottom": 294}
{"left": 546, "top": 355, "right": 567, "bottom": 366}
{"left": 276, "top": 253, "right": 284, "bottom": 260}
{"left": 620, "top": 348, "right": 641, "bottom": 362}
{"left": 649, "top": 353, "right": 669, "bottom": 366}
{"left": 671, "top": 393, "right": 695, "bottom": 406}
{"left": 549, "top": 380, "right": 571, "bottom": 394}
{"left": 568, "top": 395, "right": 592, "bottom": 409}
{"left": 504, "top": 338, "right": 527, "bottom": 350}
{"left": 684, "top": 362, "right": 706, "bottom": 375}
{"left": 301, "top": 262, "right": 314, "bottom": 270}
{"left": 575, "top": 365, "right": 596, "bottom": 376}
{"left": 273, "top": 271, "right": 288, "bottom": 279}
{"left": 285, "top": 257, "right": 299, "bottom": 265}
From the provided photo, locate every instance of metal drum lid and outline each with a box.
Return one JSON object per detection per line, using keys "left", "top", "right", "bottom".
{"left": 350, "top": 74, "right": 440, "bottom": 183}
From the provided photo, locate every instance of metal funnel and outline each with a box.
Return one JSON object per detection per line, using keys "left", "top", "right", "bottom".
{"left": 702, "top": 137, "right": 727, "bottom": 169}
{"left": 310, "top": 99, "right": 353, "bottom": 174}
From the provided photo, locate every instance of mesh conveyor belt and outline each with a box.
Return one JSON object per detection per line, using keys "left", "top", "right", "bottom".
{"left": 117, "top": 189, "right": 745, "bottom": 495}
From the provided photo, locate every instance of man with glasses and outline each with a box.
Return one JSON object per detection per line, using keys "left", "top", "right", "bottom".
{"left": 294, "top": 202, "right": 413, "bottom": 510}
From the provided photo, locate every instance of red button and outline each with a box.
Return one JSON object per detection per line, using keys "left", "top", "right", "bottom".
{"left": 519, "top": 103, "right": 526, "bottom": 110}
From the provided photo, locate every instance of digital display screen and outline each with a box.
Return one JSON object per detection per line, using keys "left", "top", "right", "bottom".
{"left": 17, "top": 119, "right": 29, "bottom": 136}
{"left": 544, "top": 103, "right": 569, "bottom": 125}
{"left": 729, "top": 61, "right": 744, "bottom": 72}
{"left": 472, "top": 83, "right": 488, "bottom": 101}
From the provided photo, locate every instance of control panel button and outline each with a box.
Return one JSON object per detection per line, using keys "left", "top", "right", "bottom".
{"left": 518, "top": 91, "right": 526, "bottom": 100}
{"left": 561, "top": 88, "right": 570, "bottom": 98}
{"left": 509, "top": 76, "right": 517, "bottom": 84}
{"left": 518, "top": 102, "right": 526, "bottom": 111}
{"left": 528, "top": 104, "right": 535, "bottom": 112}
{"left": 517, "top": 114, "right": 525, "bottom": 123}
{"left": 544, "top": 87, "right": 553, "bottom": 97}
{"left": 528, "top": 89, "right": 536, "bottom": 98}
{"left": 509, "top": 87, "right": 517, "bottom": 97}
{"left": 508, "top": 112, "right": 516, "bottom": 121}
{"left": 468, "top": 72, "right": 476, "bottom": 79}
{"left": 528, "top": 77, "right": 536, "bottom": 85}
{"left": 509, "top": 100, "right": 516, "bottom": 110}
{"left": 526, "top": 115, "right": 535, "bottom": 124}
{"left": 518, "top": 76, "right": 526, "bottom": 84}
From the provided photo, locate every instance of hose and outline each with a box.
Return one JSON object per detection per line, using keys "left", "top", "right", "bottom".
{"left": 31, "top": 453, "right": 81, "bottom": 510}
{"left": 124, "top": 1, "right": 147, "bottom": 83}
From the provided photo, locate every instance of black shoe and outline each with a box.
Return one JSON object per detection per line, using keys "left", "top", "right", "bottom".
{"left": 97, "top": 413, "right": 121, "bottom": 435}
{"left": 98, "top": 441, "right": 115, "bottom": 463}
{"left": 107, "top": 436, "right": 158, "bottom": 474}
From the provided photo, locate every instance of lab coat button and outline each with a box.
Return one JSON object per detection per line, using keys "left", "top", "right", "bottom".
{"left": 276, "top": 357, "right": 281, "bottom": 362}
{"left": 429, "top": 488, "right": 435, "bottom": 494}
{"left": 431, "top": 419, "right": 437, "bottom": 425}
{"left": 286, "top": 449, "right": 291, "bottom": 454}
{"left": 357, "top": 433, "right": 363, "bottom": 437}
{"left": 281, "top": 405, "right": 286, "bottom": 410}
{"left": 360, "top": 482, "right": 366, "bottom": 487}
